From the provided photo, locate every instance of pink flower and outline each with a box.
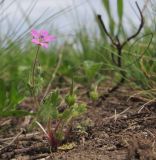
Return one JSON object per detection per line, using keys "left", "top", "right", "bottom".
{"left": 31, "top": 29, "right": 56, "bottom": 48}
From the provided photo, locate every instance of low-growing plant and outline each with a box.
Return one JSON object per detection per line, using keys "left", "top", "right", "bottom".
{"left": 37, "top": 88, "right": 86, "bottom": 150}
{"left": 30, "top": 29, "right": 87, "bottom": 150}
{"left": 0, "top": 79, "right": 33, "bottom": 117}
{"left": 82, "top": 60, "right": 104, "bottom": 100}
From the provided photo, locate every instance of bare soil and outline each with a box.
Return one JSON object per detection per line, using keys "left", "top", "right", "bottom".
{"left": 0, "top": 86, "right": 156, "bottom": 160}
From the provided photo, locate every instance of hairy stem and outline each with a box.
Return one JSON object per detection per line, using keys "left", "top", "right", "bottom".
{"left": 32, "top": 45, "right": 40, "bottom": 108}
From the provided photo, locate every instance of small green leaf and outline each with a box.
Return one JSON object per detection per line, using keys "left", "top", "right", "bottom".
{"left": 65, "top": 94, "right": 76, "bottom": 106}
{"left": 89, "top": 90, "right": 99, "bottom": 101}
{"left": 38, "top": 90, "right": 60, "bottom": 121}
{"left": 72, "top": 104, "right": 87, "bottom": 117}
{"left": 0, "top": 110, "right": 35, "bottom": 117}
{"left": 83, "top": 61, "right": 102, "bottom": 80}
{"left": 59, "top": 108, "right": 72, "bottom": 121}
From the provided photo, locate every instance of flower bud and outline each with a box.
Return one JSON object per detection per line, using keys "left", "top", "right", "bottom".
{"left": 65, "top": 94, "right": 76, "bottom": 106}
{"left": 89, "top": 91, "right": 99, "bottom": 101}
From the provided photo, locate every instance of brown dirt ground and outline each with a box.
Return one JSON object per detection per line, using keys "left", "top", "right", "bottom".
{"left": 0, "top": 86, "right": 156, "bottom": 160}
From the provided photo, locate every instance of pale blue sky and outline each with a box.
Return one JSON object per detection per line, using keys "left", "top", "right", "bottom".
{"left": 0, "top": 0, "right": 150, "bottom": 40}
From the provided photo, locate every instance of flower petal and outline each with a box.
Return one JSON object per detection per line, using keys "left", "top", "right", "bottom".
{"left": 32, "top": 39, "right": 40, "bottom": 45}
{"left": 40, "top": 42, "right": 48, "bottom": 48}
{"left": 40, "top": 30, "right": 48, "bottom": 36}
{"left": 44, "top": 35, "right": 56, "bottom": 42}
{"left": 31, "top": 29, "right": 39, "bottom": 38}
{"left": 31, "top": 29, "right": 56, "bottom": 47}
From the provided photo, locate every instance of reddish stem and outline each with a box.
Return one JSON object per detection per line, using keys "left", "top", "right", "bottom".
{"left": 48, "top": 131, "right": 59, "bottom": 150}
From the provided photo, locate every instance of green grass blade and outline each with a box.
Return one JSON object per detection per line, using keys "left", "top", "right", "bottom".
{"left": 102, "top": 0, "right": 115, "bottom": 34}
{"left": 117, "top": 0, "right": 123, "bottom": 23}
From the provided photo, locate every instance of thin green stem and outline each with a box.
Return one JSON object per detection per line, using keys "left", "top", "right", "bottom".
{"left": 32, "top": 45, "right": 40, "bottom": 108}
{"left": 32, "top": 45, "right": 40, "bottom": 87}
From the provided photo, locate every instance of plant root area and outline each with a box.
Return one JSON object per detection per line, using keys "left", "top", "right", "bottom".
{"left": 0, "top": 86, "right": 156, "bottom": 160}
